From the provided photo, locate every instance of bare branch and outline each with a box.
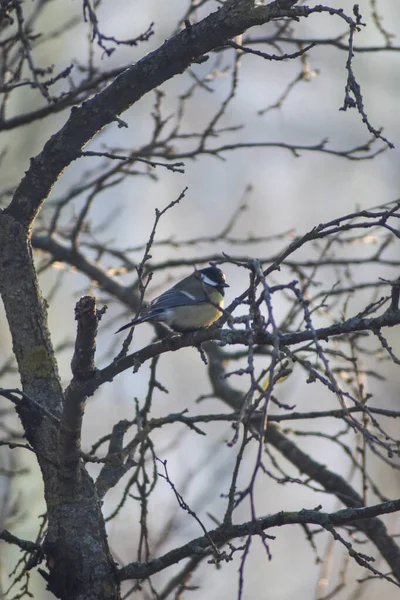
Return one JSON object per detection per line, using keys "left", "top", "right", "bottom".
{"left": 118, "top": 499, "right": 400, "bottom": 581}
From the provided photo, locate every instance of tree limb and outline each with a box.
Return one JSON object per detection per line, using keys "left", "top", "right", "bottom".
{"left": 4, "top": 0, "right": 355, "bottom": 230}
{"left": 118, "top": 499, "right": 400, "bottom": 581}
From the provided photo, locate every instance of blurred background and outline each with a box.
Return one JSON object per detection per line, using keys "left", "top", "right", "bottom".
{"left": 1, "top": 0, "right": 400, "bottom": 598}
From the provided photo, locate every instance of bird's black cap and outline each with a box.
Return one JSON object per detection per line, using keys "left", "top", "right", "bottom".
{"left": 200, "top": 266, "right": 229, "bottom": 288}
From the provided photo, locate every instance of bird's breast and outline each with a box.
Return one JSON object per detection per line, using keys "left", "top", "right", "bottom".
{"left": 168, "top": 300, "right": 223, "bottom": 332}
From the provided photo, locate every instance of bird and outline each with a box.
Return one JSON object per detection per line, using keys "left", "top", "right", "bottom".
{"left": 115, "top": 265, "right": 229, "bottom": 334}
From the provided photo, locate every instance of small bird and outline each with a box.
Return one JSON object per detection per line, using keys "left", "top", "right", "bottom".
{"left": 116, "top": 265, "right": 229, "bottom": 334}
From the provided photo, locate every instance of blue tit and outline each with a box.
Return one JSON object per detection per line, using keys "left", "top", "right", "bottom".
{"left": 116, "top": 266, "right": 229, "bottom": 334}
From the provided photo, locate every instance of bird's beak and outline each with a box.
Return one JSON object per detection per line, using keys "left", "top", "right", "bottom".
{"left": 223, "top": 282, "right": 230, "bottom": 288}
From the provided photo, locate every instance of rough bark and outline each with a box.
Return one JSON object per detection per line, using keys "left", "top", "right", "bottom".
{"left": 0, "top": 1, "right": 380, "bottom": 597}
{"left": 0, "top": 215, "right": 120, "bottom": 599}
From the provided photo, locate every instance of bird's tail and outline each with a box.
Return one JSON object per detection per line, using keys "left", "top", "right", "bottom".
{"left": 115, "top": 318, "right": 141, "bottom": 334}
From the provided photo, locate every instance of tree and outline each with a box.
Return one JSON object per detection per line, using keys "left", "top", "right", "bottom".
{"left": 1, "top": 0, "right": 400, "bottom": 598}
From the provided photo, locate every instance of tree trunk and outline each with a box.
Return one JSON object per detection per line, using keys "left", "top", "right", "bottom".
{"left": 0, "top": 214, "right": 120, "bottom": 599}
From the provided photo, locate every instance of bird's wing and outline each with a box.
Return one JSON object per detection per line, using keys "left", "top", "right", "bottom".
{"left": 116, "top": 288, "right": 209, "bottom": 332}
{"left": 147, "top": 288, "right": 204, "bottom": 314}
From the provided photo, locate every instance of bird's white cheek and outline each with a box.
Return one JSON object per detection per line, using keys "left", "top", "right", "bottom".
{"left": 201, "top": 274, "right": 218, "bottom": 287}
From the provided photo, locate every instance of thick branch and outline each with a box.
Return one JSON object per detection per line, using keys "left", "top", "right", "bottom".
{"left": 32, "top": 234, "right": 133, "bottom": 305}
{"left": 4, "top": 0, "right": 348, "bottom": 230}
{"left": 93, "top": 305, "right": 400, "bottom": 396}
{"left": 0, "top": 218, "right": 119, "bottom": 600}
{"left": 0, "top": 529, "right": 43, "bottom": 554}
{"left": 266, "top": 425, "right": 400, "bottom": 581}
{"left": 60, "top": 296, "right": 100, "bottom": 494}
{"left": 0, "top": 215, "right": 62, "bottom": 448}
{"left": 118, "top": 499, "right": 400, "bottom": 581}
{"left": 205, "top": 343, "right": 400, "bottom": 582}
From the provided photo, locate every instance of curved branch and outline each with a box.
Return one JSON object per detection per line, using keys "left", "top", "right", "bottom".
{"left": 118, "top": 499, "right": 400, "bottom": 581}
{"left": 204, "top": 342, "right": 400, "bottom": 582}
{"left": 91, "top": 305, "right": 400, "bottom": 396}
{"left": 4, "top": 0, "right": 355, "bottom": 229}
{"left": 32, "top": 234, "right": 134, "bottom": 306}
